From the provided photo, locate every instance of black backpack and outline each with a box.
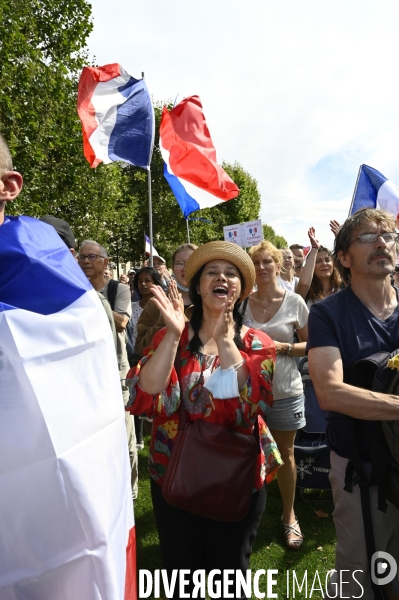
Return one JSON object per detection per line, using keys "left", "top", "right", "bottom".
{"left": 350, "top": 349, "right": 399, "bottom": 511}
{"left": 348, "top": 350, "right": 399, "bottom": 600}
{"left": 106, "top": 279, "right": 119, "bottom": 311}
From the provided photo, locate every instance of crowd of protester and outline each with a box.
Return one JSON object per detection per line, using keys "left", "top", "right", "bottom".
{"left": 1, "top": 129, "right": 399, "bottom": 600}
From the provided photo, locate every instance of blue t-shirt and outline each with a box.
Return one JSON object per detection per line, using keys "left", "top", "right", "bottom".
{"left": 307, "top": 286, "right": 399, "bottom": 459}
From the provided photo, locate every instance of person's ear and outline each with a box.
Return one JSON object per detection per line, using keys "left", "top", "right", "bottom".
{"left": 0, "top": 171, "right": 23, "bottom": 202}
{"left": 104, "top": 257, "right": 109, "bottom": 268}
{"left": 337, "top": 250, "right": 350, "bottom": 268}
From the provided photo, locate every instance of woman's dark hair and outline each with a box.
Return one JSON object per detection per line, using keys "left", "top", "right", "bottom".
{"left": 306, "top": 247, "right": 342, "bottom": 303}
{"left": 188, "top": 265, "right": 245, "bottom": 354}
{"left": 133, "top": 267, "right": 163, "bottom": 293}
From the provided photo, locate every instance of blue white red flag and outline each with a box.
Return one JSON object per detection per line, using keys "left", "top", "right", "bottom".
{"left": 159, "top": 96, "right": 239, "bottom": 218}
{"left": 350, "top": 164, "right": 399, "bottom": 218}
{"left": 0, "top": 217, "right": 136, "bottom": 600}
{"left": 144, "top": 233, "right": 159, "bottom": 256}
{"left": 77, "top": 63, "right": 155, "bottom": 169}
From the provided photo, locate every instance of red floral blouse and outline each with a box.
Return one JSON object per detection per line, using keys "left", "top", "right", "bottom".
{"left": 126, "top": 324, "right": 280, "bottom": 489}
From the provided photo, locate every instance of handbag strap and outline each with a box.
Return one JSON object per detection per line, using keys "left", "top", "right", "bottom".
{"left": 174, "top": 344, "right": 259, "bottom": 448}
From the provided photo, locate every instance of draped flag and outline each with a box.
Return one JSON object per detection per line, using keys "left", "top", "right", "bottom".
{"left": 159, "top": 96, "right": 240, "bottom": 218}
{"left": 350, "top": 164, "right": 399, "bottom": 218}
{"left": 144, "top": 233, "right": 159, "bottom": 256}
{"left": 0, "top": 217, "right": 136, "bottom": 600}
{"left": 77, "top": 63, "right": 155, "bottom": 169}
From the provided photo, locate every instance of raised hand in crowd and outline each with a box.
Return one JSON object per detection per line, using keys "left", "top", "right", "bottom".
{"left": 296, "top": 227, "right": 320, "bottom": 300}
{"left": 167, "top": 277, "right": 185, "bottom": 315}
{"left": 308, "top": 227, "right": 320, "bottom": 250}
{"left": 329, "top": 220, "right": 341, "bottom": 237}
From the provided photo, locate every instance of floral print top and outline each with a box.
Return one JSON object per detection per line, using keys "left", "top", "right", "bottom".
{"left": 126, "top": 324, "right": 280, "bottom": 489}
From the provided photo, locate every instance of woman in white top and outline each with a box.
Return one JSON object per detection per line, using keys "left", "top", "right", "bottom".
{"left": 278, "top": 248, "right": 299, "bottom": 293}
{"left": 242, "top": 240, "right": 309, "bottom": 549}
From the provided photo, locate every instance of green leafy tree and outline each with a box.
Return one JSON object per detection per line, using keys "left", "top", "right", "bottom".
{"left": 262, "top": 224, "right": 288, "bottom": 248}
{"left": 0, "top": 0, "right": 285, "bottom": 264}
{"left": 123, "top": 104, "right": 263, "bottom": 265}
{"left": 0, "top": 0, "right": 136, "bottom": 255}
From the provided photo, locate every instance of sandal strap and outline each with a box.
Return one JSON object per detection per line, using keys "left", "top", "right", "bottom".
{"left": 282, "top": 517, "right": 303, "bottom": 541}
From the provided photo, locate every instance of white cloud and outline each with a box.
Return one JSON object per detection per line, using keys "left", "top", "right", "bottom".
{"left": 88, "top": 0, "right": 399, "bottom": 246}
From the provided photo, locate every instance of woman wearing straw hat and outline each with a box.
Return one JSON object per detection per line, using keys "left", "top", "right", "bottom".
{"left": 127, "top": 241, "right": 280, "bottom": 595}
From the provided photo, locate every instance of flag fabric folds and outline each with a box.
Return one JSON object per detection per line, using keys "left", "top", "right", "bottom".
{"left": 144, "top": 233, "right": 159, "bottom": 256}
{"left": 0, "top": 217, "right": 136, "bottom": 600}
{"left": 350, "top": 164, "right": 399, "bottom": 217}
{"left": 77, "top": 63, "right": 155, "bottom": 169}
{"left": 159, "top": 96, "right": 240, "bottom": 218}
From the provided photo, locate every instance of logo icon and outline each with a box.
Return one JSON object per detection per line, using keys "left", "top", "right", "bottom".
{"left": 371, "top": 551, "right": 397, "bottom": 586}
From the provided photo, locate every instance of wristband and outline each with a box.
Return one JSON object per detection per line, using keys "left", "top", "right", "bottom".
{"left": 286, "top": 343, "right": 292, "bottom": 355}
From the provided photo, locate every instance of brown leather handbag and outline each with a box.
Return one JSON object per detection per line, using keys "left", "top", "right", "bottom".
{"left": 161, "top": 395, "right": 260, "bottom": 522}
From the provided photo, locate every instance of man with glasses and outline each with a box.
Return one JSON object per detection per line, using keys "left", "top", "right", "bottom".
{"left": 308, "top": 208, "right": 399, "bottom": 599}
{"left": 78, "top": 240, "right": 138, "bottom": 501}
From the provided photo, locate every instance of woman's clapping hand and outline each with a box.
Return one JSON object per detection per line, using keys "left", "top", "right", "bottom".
{"left": 212, "top": 287, "right": 236, "bottom": 344}
{"left": 149, "top": 283, "right": 185, "bottom": 338}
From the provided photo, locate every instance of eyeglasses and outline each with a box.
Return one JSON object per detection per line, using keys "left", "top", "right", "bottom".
{"left": 174, "top": 261, "right": 185, "bottom": 269}
{"left": 349, "top": 232, "right": 399, "bottom": 245}
{"left": 77, "top": 254, "right": 106, "bottom": 262}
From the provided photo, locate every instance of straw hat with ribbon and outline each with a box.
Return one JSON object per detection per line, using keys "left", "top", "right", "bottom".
{"left": 185, "top": 241, "right": 255, "bottom": 301}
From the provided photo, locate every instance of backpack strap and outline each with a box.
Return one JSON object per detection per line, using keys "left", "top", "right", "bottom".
{"left": 346, "top": 422, "right": 386, "bottom": 600}
{"left": 107, "top": 279, "right": 119, "bottom": 311}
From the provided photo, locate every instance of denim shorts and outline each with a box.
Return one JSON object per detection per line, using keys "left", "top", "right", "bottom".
{"left": 266, "top": 393, "right": 306, "bottom": 431}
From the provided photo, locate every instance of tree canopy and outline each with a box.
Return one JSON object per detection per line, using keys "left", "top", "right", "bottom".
{"left": 1, "top": 0, "right": 286, "bottom": 265}
{"left": 262, "top": 224, "right": 288, "bottom": 248}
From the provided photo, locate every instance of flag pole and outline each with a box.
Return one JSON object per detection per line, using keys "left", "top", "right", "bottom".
{"left": 142, "top": 70, "right": 154, "bottom": 267}
{"left": 186, "top": 218, "right": 191, "bottom": 243}
{"left": 348, "top": 165, "right": 362, "bottom": 217}
{"left": 147, "top": 167, "right": 154, "bottom": 267}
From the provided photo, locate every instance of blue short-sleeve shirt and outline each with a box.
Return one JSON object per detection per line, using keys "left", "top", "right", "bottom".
{"left": 307, "top": 286, "right": 399, "bottom": 459}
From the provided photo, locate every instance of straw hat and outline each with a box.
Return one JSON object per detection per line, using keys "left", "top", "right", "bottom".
{"left": 185, "top": 241, "right": 255, "bottom": 301}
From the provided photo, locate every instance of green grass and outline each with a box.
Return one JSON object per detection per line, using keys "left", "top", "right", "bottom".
{"left": 135, "top": 435, "right": 336, "bottom": 599}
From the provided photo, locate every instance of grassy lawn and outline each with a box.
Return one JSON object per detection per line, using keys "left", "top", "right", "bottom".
{"left": 135, "top": 436, "right": 336, "bottom": 599}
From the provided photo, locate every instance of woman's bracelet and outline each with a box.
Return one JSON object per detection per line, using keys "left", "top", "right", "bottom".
{"left": 286, "top": 343, "right": 292, "bottom": 355}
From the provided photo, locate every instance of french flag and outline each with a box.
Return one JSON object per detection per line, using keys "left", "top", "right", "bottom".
{"left": 159, "top": 96, "right": 239, "bottom": 218}
{"left": 77, "top": 63, "right": 154, "bottom": 169}
{"left": 144, "top": 233, "right": 159, "bottom": 257}
{"left": 350, "top": 164, "right": 399, "bottom": 217}
{"left": 0, "top": 217, "right": 136, "bottom": 600}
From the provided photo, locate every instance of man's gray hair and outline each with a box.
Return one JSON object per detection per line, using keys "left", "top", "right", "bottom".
{"left": 79, "top": 239, "right": 108, "bottom": 258}
{"left": 333, "top": 208, "right": 397, "bottom": 285}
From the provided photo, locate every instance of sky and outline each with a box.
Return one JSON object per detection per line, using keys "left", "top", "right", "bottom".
{"left": 87, "top": 0, "right": 399, "bottom": 248}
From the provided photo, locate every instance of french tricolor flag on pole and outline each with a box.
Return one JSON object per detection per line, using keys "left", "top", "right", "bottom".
{"left": 77, "top": 63, "right": 154, "bottom": 169}
{"left": 159, "top": 96, "right": 239, "bottom": 218}
{"left": 0, "top": 217, "right": 136, "bottom": 600}
{"left": 350, "top": 164, "right": 399, "bottom": 217}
